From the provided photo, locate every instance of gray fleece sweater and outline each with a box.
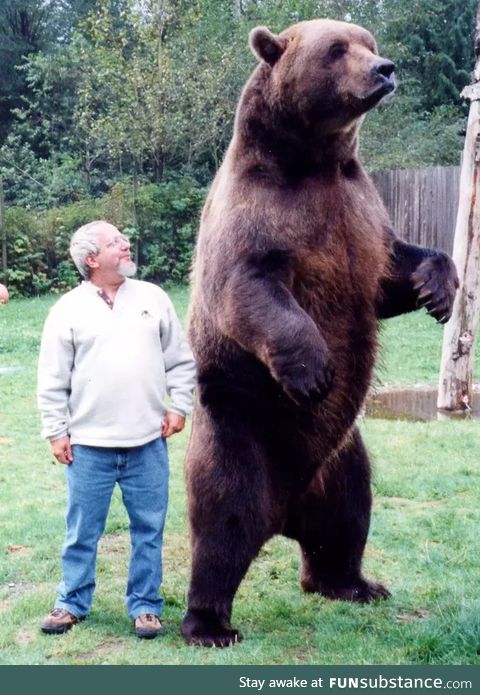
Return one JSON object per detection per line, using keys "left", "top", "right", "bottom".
{"left": 37, "top": 279, "right": 196, "bottom": 447}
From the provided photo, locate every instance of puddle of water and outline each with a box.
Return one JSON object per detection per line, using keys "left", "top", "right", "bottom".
{"left": 365, "top": 385, "right": 480, "bottom": 421}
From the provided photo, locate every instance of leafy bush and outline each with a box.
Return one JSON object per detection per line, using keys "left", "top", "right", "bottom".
{"left": 134, "top": 178, "right": 205, "bottom": 285}
{"left": 361, "top": 97, "right": 464, "bottom": 172}
{"left": 3, "top": 207, "right": 52, "bottom": 297}
{"left": 2, "top": 177, "right": 205, "bottom": 296}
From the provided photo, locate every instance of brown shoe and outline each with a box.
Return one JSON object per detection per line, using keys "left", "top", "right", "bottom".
{"left": 134, "top": 613, "right": 164, "bottom": 639}
{"left": 40, "top": 608, "right": 81, "bottom": 634}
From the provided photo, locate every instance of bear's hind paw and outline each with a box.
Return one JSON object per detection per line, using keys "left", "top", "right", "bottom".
{"left": 303, "top": 577, "right": 390, "bottom": 603}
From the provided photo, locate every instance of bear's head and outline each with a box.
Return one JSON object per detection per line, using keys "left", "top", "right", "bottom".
{"left": 248, "top": 19, "right": 395, "bottom": 136}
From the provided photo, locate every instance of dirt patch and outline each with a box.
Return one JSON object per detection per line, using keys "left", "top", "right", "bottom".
{"left": 0, "top": 437, "right": 12, "bottom": 445}
{"left": 377, "top": 496, "right": 446, "bottom": 510}
{"left": 364, "top": 546, "right": 387, "bottom": 560}
{"left": 98, "top": 533, "right": 129, "bottom": 555}
{"left": 6, "top": 545, "right": 31, "bottom": 555}
{"left": 396, "top": 608, "right": 431, "bottom": 622}
{"left": 76, "top": 638, "right": 129, "bottom": 662}
{"left": 163, "top": 531, "right": 190, "bottom": 580}
{"left": 15, "top": 628, "right": 37, "bottom": 645}
{"left": 0, "top": 582, "right": 35, "bottom": 600}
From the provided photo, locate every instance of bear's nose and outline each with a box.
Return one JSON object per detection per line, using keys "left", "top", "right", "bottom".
{"left": 373, "top": 59, "right": 395, "bottom": 79}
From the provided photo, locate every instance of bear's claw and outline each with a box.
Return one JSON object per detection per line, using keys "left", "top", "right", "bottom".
{"left": 411, "top": 253, "right": 458, "bottom": 324}
{"left": 181, "top": 611, "right": 242, "bottom": 648}
{"left": 184, "top": 627, "right": 242, "bottom": 649}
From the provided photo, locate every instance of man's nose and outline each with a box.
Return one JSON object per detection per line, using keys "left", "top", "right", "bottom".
{"left": 121, "top": 237, "right": 130, "bottom": 249}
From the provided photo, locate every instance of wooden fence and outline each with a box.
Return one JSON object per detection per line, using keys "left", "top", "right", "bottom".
{"left": 372, "top": 165, "right": 461, "bottom": 254}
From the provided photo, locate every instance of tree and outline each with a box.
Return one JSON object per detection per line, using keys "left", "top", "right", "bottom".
{"left": 438, "top": 2, "right": 480, "bottom": 412}
{"left": 0, "top": 0, "right": 97, "bottom": 141}
{"left": 384, "top": 0, "right": 476, "bottom": 111}
{"left": 0, "top": 0, "right": 474, "bottom": 215}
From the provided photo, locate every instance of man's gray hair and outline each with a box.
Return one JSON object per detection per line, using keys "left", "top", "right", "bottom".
{"left": 69, "top": 221, "right": 105, "bottom": 279}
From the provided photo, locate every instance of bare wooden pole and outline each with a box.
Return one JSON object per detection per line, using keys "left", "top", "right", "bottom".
{"left": 437, "top": 4, "right": 480, "bottom": 411}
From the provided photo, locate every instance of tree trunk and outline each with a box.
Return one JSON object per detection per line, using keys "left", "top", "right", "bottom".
{"left": 437, "top": 5, "right": 480, "bottom": 411}
{"left": 132, "top": 161, "right": 140, "bottom": 265}
{"left": 0, "top": 177, "right": 6, "bottom": 284}
{"left": 233, "top": 0, "right": 243, "bottom": 19}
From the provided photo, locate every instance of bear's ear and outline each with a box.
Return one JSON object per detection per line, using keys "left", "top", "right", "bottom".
{"left": 249, "top": 26, "right": 287, "bottom": 66}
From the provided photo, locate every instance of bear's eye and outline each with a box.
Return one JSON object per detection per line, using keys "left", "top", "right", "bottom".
{"left": 329, "top": 43, "right": 348, "bottom": 60}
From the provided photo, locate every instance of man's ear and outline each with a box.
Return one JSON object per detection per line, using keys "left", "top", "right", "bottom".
{"left": 85, "top": 255, "right": 99, "bottom": 272}
{"left": 249, "top": 26, "right": 287, "bottom": 66}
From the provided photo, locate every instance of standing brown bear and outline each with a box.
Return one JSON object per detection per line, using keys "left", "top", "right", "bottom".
{"left": 182, "top": 19, "right": 458, "bottom": 647}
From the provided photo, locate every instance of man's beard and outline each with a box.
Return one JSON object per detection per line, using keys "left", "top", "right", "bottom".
{"left": 118, "top": 260, "right": 137, "bottom": 277}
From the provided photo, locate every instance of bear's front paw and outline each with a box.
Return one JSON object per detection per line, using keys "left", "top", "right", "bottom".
{"left": 411, "top": 253, "right": 459, "bottom": 324}
{"left": 269, "top": 346, "right": 335, "bottom": 406}
{"left": 181, "top": 611, "right": 242, "bottom": 648}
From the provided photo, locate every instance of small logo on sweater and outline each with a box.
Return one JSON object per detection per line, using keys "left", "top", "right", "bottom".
{"left": 141, "top": 309, "right": 152, "bottom": 319}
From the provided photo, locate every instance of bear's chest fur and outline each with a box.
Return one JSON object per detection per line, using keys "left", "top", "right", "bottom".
{"left": 204, "top": 164, "right": 389, "bottom": 327}
{"left": 283, "top": 173, "right": 388, "bottom": 306}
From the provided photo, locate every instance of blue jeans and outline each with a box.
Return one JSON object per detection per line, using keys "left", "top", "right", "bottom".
{"left": 54, "top": 438, "right": 169, "bottom": 619}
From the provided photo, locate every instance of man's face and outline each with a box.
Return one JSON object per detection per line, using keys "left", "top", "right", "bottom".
{"left": 89, "top": 224, "right": 137, "bottom": 279}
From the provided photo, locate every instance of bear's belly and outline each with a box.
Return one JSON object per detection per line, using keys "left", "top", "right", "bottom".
{"left": 291, "top": 249, "right": 380, "bottom": 423}
{"left": 197, "top": 300, "right": 376, "bottom": 461}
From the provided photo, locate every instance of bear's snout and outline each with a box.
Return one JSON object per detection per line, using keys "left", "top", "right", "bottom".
{"left": 371, "top": 59, "right": 396, "bottom": 92}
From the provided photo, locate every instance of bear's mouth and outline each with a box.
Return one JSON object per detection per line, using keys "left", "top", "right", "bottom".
{"left": 362, "top": 75, "right": 396, "bottom": 109}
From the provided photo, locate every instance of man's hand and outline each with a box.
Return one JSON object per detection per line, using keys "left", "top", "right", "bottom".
{"left": 50, "top": 436, "right": 73, "bottom": 464}
{"left": 161, "top": 411, "right": 186, "bottom": 438}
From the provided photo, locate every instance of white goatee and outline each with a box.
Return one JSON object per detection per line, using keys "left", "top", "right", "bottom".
{"left": 118, "top": 260, "right": 137, "bottom": 277}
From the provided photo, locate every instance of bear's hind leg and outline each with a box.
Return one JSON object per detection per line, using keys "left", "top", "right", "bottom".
{"left": 182, "top": 410, "right": 271, "bottom": 647}
{"left": 182, "top": 524, "right": 258, "bottom": 647}
{"left": 288, "top": 428, "right": 390, "bottom": 603}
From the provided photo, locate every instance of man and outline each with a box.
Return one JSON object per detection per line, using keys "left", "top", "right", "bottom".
{"left": 37, "top": 220, "right": 195, "bottom": 639}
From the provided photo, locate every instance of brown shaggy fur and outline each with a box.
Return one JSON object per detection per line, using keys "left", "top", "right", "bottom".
{"left": 182, "top": 19, "right": 458, "bottom": 647}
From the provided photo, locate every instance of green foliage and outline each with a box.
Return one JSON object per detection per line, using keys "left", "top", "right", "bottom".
{"left": 3, "top": 178, "right": 205, "bottom": 296}
{"left": 0, "top": 136, "right": 90, "bottom": 207}
{"left": 134, "top": 178, "right": 205, "bottom": 284}
{"left": 361, "top": 99, "right": 464, "bottom": 172}
{"left": 4, "top": 0, "right": 472, "bottom": 203}
{"left": 0, "top": 0, "right": 98, "bottom": 140}
{"left": 384, "top": 0, "right": 476, "bottom": 111}
{"left": 0, "top": 0, "right": 476, "bottom": 294}
{"left": 72, "top": 3, "right": 169, "bottom": 180}
{"left": 3, "top": 207, "right": 51, "bottom": 297}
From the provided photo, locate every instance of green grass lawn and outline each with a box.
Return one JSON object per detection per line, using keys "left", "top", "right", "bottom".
{"left": 0, "top": 289, "right": 479, "bottom": 665}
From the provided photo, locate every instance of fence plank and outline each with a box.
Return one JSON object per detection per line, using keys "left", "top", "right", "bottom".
{"left": 372, "top": 166, "right": 460, "bottom": 253}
